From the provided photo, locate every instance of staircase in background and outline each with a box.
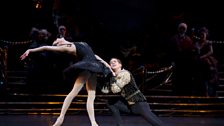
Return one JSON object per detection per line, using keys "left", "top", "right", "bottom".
{"left": 1, "top": 64, "right": 224, "bottom": 117}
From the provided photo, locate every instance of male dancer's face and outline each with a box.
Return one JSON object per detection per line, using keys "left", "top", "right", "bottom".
{"left": 109, "top": 58, "right": 122, "bottom": 71}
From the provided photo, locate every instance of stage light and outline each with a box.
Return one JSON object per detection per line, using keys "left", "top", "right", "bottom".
{"left": 33, "top": 0, "right": 42, "bottom": 9}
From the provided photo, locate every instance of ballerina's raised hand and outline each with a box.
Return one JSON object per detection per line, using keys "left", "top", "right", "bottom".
{"left": 20, "top": 49, "right": 31, "bottom": 60}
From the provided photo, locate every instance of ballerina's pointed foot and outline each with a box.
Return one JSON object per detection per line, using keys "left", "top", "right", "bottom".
{"left": 91, "top": 121, "right": 99, "bottom": 126}
{"left": 53, "top": 116, "right": 64, "bottom": 126}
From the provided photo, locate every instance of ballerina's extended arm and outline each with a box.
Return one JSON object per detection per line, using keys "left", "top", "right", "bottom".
{"left": 95, "top": 54, "right": 115, "bottom": 76}
{"left": 20, "top": 44, "right": 75, "bottom": 61}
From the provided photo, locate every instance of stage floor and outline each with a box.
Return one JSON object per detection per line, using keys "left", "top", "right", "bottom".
{"left": 0, "top": 115, "right": 224, "bottom": 126}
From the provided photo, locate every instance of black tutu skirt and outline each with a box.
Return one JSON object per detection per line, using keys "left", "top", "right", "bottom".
{"left": 62, "top": 59, "right": 111, "bottom": 85}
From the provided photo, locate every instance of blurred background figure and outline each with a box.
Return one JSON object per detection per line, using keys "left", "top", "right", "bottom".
{"left": 194, "top": 27, "right": 219, "bottom": 96}
{"left": 0, "top": 46, "right": 8, "bottom": 96}
{"left": 57, "top": 25, "right": 73, "bottom": 41}
{"left": 24, "top": 27, "right": 54, "bottom": 92}
{"left": 169, "top": 22, "right": 196, "bottom": 96}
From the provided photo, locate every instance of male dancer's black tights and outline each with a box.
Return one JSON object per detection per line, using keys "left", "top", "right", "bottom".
{"left": 107, "top": 99, "right": 165, "bottom": 126}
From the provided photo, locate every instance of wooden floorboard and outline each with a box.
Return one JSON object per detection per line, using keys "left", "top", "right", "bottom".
{"left": 0, "top": 115, "right": 224, "bottom": 126}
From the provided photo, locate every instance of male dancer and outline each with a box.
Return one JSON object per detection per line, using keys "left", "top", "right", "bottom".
{"left": 102, "top": 58, "right": 165, "bottom": 126}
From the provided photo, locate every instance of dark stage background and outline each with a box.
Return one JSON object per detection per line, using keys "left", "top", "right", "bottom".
{"left": 0, "top": 0, "right": 224, "bottom": 67}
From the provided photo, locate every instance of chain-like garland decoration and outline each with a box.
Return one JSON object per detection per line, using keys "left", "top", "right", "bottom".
{"left": 208, "top": 40, "right": 224, "bottom": 44}
{"left": 193, "top": 36, "right": 224, "bottom": 44}
{"left": 0, "top": 40, "right": 32, "bottom": 45}
{"left": 146, "top": 65, "right": 173, "bottom": 74}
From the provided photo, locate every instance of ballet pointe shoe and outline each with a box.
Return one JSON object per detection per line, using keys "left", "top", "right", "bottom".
{"left": 53, "top": 116, "right": 64, "bottom": 126}
{"left": 91, "top": 121, "right": 99, "bottom": 126}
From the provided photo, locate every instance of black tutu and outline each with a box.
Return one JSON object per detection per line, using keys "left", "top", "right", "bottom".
{"left": 62, "top": 42, "right": 111, "bottom": 84}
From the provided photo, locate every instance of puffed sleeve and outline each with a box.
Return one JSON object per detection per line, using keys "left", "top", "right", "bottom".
{"left": 114, "top": 70, "right": 131, "bottom": 88}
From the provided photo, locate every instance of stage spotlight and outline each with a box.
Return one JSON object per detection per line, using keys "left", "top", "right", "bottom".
{"left": 33, "top": 0, "right": 42, "bottom": 9}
